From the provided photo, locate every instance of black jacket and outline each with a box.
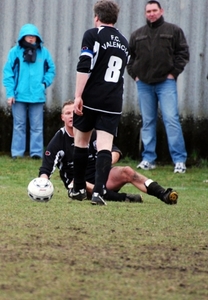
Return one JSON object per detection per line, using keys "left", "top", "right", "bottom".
{"left": 127, "top": 16, "right": 189, "bottom": 84}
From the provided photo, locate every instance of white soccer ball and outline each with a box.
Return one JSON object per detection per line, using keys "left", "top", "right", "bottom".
{"left": 27, "top": 177, "right": 54, "bottom": 202}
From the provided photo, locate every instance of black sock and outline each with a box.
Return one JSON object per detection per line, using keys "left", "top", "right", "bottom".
{"left": 103, "top": 189, "right": 126, "bottom": 201}
{"left": 145, "top": 181, "right": 165, "bottom": 200}
{"left": 73, "top": 146, "right": 88, "bottom": 191}
{"left": 93, "top": 150, "right": 112, "bottom": 196}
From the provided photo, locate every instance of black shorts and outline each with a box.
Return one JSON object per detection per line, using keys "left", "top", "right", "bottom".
{"left": 73, "top": 107, "right": 121, "bottom": 136}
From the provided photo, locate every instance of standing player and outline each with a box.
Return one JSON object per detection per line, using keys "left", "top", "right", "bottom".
{"left": 71, "top": 0, "right": 130, "bottom": 205}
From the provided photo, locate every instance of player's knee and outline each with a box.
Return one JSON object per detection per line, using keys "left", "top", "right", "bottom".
{"left": 121, "top": 166, "right": 135, "bottom": 181}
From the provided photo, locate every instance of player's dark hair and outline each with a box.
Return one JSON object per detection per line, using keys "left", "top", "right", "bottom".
{"left": 146, "top": 1, "right": 162, "bottom": 9}
{"left": 94, "top": 0, "right": 120, "bottom": 25}
{"left": 62, "top": 100, "right": 74, "bottom": 112}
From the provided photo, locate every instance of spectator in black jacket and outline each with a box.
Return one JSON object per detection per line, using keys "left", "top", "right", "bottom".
{"left": 127, "top": 0, "right": 189, "bottom": 173}
{"left": 39, "top": 100, "right": 178, "bottom": 205}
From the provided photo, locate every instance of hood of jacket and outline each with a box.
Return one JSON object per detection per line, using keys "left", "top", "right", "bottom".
{"left": 17, "top": 24, "right": 43, "bottom": 44}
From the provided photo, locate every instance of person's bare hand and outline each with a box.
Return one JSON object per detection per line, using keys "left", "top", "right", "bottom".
{"left": 7, "top": 97, "right": 15, "bottom": 106}
{"left": 40, "top": 174, "right": 49, "bottom": 179}
{"left": 74, "top": 97, "right": 83, "bottom": 115}
{"left": 167, "top": 74, "right": 174, "bottom": 79}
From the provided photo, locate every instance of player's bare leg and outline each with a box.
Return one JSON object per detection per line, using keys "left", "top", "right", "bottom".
{"left": 106, "top": 166, "right": 148, "bottom": 192}
{"left": 106, "top": 166, "right": 178, "bottom": 205}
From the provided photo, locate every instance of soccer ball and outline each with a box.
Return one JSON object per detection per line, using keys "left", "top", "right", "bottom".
{"left": 27, "top": 177, "right": 54, "bottom": 202}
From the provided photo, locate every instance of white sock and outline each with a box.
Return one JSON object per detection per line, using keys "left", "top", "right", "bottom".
{"left": 144, "top": 179, "right": 154, "bottom": 187}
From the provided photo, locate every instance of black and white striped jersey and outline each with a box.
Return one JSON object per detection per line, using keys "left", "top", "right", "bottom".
{"left": 77, "top": 25, "right": 129, "bottom": 114}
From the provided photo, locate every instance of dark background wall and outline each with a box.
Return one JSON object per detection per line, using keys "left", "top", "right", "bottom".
{"left": 1, "top": 106, "right": 207, "bottom": 165}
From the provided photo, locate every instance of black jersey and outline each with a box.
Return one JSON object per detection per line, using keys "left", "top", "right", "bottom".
{"left": 39, "top": 128, "right": 121, "bottom": 189}
{"left": 77, "top": 26, "right": 129, "bottom": 114}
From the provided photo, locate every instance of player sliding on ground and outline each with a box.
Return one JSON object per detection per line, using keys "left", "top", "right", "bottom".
{"left": 38, "top": 101, "right": 178, "bottom": 205}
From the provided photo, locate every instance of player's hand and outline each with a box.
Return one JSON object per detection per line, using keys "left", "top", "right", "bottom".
{"left": 167, "top": 74, "right": 175, "bottom": 79}
{"left": 74, "top": 97, "right": 83, "bottom": 116}
{"left": 7, "top": 97, "right": 15, "bottom": 106}
{"left": 40, "top": 174, "right": 49, "bottom": 179}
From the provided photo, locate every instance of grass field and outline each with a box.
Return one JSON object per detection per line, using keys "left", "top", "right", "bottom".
{"left": 0, "top": 155, "right": 208, "bottom": 300}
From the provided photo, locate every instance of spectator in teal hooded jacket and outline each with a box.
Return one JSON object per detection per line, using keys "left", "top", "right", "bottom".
{"left": 3, "top": 23, "right": 56, "bottom": 159}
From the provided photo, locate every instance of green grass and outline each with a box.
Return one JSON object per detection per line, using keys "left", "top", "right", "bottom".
{"left": 0, "top": 156, "right": 208, "bottom": 300}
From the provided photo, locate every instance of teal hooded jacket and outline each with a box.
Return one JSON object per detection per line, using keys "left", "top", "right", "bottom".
{"left": 3, "top": 23, "right": 56, "bottom": 103}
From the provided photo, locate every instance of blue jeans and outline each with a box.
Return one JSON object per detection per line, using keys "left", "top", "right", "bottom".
{"left": 136, "top": 79, "right": 187, "bottom": 164}
{"left": 11, "top": 102, "right": 44, "bottom": 157}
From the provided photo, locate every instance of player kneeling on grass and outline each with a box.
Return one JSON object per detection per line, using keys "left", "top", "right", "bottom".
{"left": 37, "top": 100, "right": 178, "bottom": 205}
